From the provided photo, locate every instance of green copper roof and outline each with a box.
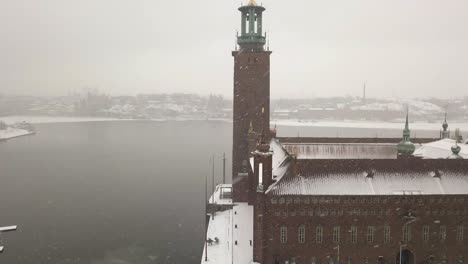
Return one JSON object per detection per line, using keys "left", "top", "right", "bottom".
{"left": 448, "top": 141, "right": 463, "bottom": 159}
{"left": 398, "top": 109, "right": 415, "bottom": 156}
{"left": 237, "top": 3, "right": 266, "bottom": 49}
{"left": 442, "top": 112, "right": 448, "bottom": 131}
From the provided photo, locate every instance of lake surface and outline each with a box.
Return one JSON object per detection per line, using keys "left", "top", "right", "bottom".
{"left": 0, "top": 121, "right": 439, "bottom": 263}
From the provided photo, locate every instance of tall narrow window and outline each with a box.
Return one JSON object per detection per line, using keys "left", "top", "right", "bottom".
{"left": 298, "top": 225, "right": 306, "bottom": 244}
{"left": 280, "top": 226, "right": 287, "bottom": 244}
{"left": 253, "top": 14, "right": 258, "bottom": 34}
{"left": 457, "top": 225, "right": 464, "bottom": 242}
{"left": 316, "top": 226, "right": 323, "bottom": 244}
{"left": 333, "top": 226, "right": 340, "bottom": 243}
{"left": 403, "top": 225, "right": 412, "bottom": 242}
{"left": 258, "top": 163, "right": 263, "bottom": 185}
{"left": 423, "top": 225, "right": 430, "bottom": 242}
{"left": 439, "top": 225, "right": 447, "bottom": 241}
{"left": 384, "top": 225, "right": 391, "bottom": 243}
{"left": 350, "top": 226, "right": 357, "bottom": 244}
{"left": 367, "top": 226, "right": 375, "bottom": 243}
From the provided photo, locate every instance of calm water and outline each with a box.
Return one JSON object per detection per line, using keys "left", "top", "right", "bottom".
{"left": 0, "top": 121, "right": 438, "bottom": 263}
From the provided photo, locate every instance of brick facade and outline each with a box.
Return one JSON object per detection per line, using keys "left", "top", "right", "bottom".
{"left": 255, "top": 194, "right": 467, "bottom": 264}
{"left": 232, "top": 49, "right": 271, "bottom": 202}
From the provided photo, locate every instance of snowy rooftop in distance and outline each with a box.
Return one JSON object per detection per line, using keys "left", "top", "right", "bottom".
{"left": 282, "top": 143, "right": 398, "bottom": 159}
{"left": 414, "top": 138, "right": 468, "bottom": 159}
{"left": 272, "top": 119, "right": 468, "bottom": 131}
{"left": 202, "top": 184, "right": 253, "bottom": 264}
{"left": 268, "top": 168, "right": 468, "bottom": 195}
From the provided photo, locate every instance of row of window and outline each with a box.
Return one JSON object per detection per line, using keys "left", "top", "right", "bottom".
{"left": 277, "top": 255, "right": 464, "bottom": 264}
{"left": 273, "top": 208, "right": 468, "bottom": 217}
{"left": 271, "top": 196, "right": 467, "bottom": 205}
{"left": 279, "top": 225, "right": 465, "bottom": 244}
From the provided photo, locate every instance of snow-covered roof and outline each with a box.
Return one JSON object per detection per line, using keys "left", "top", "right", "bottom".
{"left": 414, "top": 138, "right": 468, "bottom": 159}
{"left": 268, "top": 168, "right": 468, "bottom": 196}
{"left": 202, "top": 184, "right": 254, "bottom": 264}
{"left": 282, "top": 143, "right": 398, "bottom": 159}
{"left": 260, "top": 139, "right": 294, "bottom": 194}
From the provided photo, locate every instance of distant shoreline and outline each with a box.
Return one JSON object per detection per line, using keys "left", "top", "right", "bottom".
{"left": 0, "top": 128, "right": 35, "bottom": 142}
{"left": 1, "top": 116, "right": 467, "bottom": 131}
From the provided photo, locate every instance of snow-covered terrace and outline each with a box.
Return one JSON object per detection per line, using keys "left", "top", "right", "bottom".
{"left": 208, "top": 184, "right": 233, "bottom": 205}
{"left": 202, "top": 184, "right": 254, "bottom": 264}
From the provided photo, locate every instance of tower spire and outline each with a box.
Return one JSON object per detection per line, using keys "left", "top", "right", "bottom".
{"left": 397, "top": 106, "right": 415, "bottom": 157}
{"left": 441, "top": 110, "right": 450, "bottom": 139}
{"left": 405, "top": 108, "right": 409, "bottom": 131}
{"left": 443, "top": 111, "right": 448, "bottom": 131}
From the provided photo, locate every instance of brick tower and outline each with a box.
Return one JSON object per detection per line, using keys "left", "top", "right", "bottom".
{"left": 232, "top": 0, "right": 272, "bottom": 202}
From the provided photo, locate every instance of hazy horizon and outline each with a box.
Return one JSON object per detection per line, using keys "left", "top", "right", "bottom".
{"left": 1, "top": 0, "right": 468, "bottom": 99}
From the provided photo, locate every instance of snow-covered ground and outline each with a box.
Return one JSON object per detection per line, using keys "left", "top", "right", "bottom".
{"left": 202, "top": 184, "right": 254, "bottom": 264}
{"left": 0, "top": 127, "right": 33, "bottom": 140}
{"left": 272, "top": 119, "right": 468, "bottom": 131}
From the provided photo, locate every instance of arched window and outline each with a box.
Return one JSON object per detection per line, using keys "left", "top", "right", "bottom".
{"left": 311, "top": 257, "right": 316, "bottom": 264}
{"left": 378, "top": 256, "right": 385, "bottom": 264}
{"left": 298, "top": 225, "right": 306, "bottom": 244}
{"left": 280, "top": 225, "right": 287, "bottom": 244}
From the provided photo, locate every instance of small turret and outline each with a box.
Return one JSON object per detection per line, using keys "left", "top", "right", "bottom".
{"left": 447, "top": 141, "right": 463, "bottom": 159}
{"left": 397, "top": 109, "right": 416, "bottom": 157}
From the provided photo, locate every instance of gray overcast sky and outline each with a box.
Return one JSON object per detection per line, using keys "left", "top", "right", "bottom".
{"left": 1, "top": 0, "right": 467, "bottom": 99}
